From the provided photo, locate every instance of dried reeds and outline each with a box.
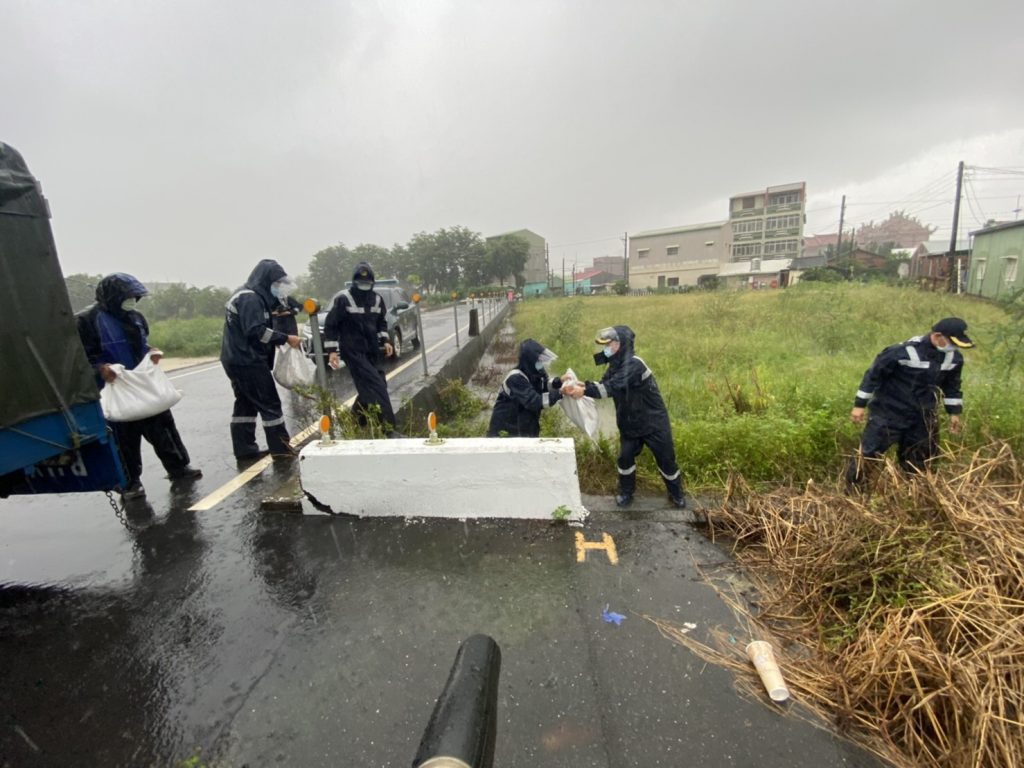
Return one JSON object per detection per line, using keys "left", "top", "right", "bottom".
{"left": 656, "top": 442, "right": 1024, "bottom": 768}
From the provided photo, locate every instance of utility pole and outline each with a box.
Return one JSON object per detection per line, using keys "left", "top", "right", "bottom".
{"left": 561, "top": 258, "right": 565, "bottom": 297}
{"left": 623, "top": 231, "right": 629, "bottom": 286}
{"left": 544, "top": 242, "right": 550, "bottom": 290}
{"left": 833, "top": 195, "right": 845, "bottom": 267}
{"left": 948, "top": 160, "right": 964, "bottom": 293}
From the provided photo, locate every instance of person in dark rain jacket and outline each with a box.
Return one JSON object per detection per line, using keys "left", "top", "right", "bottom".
{"left": 221, "top": 260, "right": 301, "bottom": 460}
{"left": 564, "top": 325, "right": 685, "bottom": 508}
{"left": 323, "top": 261, "right": 400, "bottom": 436}
{"left": 846, "top": 317, "right": 973, "bottom": 487}
{"left": 487, "top": 339, "right": 562, "bottom": 437}
{"left": 77, "top": 273, "right": 202, "bottom": 500}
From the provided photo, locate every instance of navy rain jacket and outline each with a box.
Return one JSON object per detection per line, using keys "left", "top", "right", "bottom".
{"left": 853, "top": 334, "right": 965, "bottom": 425}
{"left": 221, "top": 260, "right": 291, "bottom": 367}
{"left": 487, "top": 339, "right": 560, "bottom": 437}
{"left": 76, "top": 273, "right": 151, "bottom": 385}
{"left": 323, "top": 262, "right": 390, "bottom": 360}
{"left": 582, "top": 325, "right": 672, "bottom": 439}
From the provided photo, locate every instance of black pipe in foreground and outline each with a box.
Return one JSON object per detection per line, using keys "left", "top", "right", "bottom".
{"left": 412, "top": 634, "right": 501, "bottom": 768}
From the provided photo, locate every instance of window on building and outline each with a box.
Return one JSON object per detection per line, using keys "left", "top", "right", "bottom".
{"left": 667, "top": 277, "right": 679, "bottom": 287}
{"left": 637, "top": 248, "right": 650, "bottom": 259}
{"left": 766, "top": 215, "right": 801, "bottom": 230}
{"left": 742, "top": 196, "right": 756, "bottom": 209}
{"left": 657, "top": 275, "right": 666, "bottom": 288}
{"left": 769, "top": 192, "right": 801, "bottom": 206}
{"left": 666, "top": 245, "right": 679, "bottom": 256}
{"left": 764, "top": 239, "right": 799, "bottom": 255}
{"left": 974, "top": 259, "right": 986, "bottom": 282}
{"left": 732, "top": 220, "right": 763, "bottom": 235}
{"left": 1004, "top": 256, "right": 1019, "bottom": 283}
{"left": 732, "top": 243, "right": 762, "bottom": 259}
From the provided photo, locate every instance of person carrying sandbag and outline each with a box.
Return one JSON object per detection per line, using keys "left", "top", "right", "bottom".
{"left": 76, "top": 273, "right": 202, "bottom": 501}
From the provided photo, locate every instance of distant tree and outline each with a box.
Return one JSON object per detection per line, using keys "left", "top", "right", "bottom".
{"left": 306, "top": 243, "right": 352, "bottom": 301}
{"left": 64, "top": 273, "right": 105, "bottom": 312}
{"left": 485, "top": 234, "right": 530, "bottom": 286}
{"left": 799, "top": 267, "right": 846, "bottom": 283}
{"left": 613, "top": 279, "right": 629, "bottom": 295}
{"left": 856, "top": 210, "right": 936, "bottom": 249}
{"left": 436, "top": 226, "right": 487, "bottom": 288}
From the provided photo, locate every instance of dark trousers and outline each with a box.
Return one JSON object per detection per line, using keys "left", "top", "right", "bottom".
{"left": 342, "top": 351, "right": 396, "bottom": 429}
{"left": 224, "top": 363, "right": 291, "bottom": 457}
{"left": 112, "top": 410, "right": 191, "bottom": 485}
{"left": 846, "top": 415, "right": 938, "bottom": 486}
{"left": 617, "top": 429, "right": 684, "bottom": 499}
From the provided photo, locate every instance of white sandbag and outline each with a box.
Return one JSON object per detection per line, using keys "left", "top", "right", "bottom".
{"left": 100, "top": 356, "right": 183, "bottom": 422}
{"left": 273, "top": 344, "right": 317, "bottom": 389}
{"left": 557, "top": 367, "right": 600, "bottom": 440}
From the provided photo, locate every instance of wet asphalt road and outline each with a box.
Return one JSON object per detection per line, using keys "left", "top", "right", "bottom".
{"left": 1, "top": 304, "right": 882, "bottom": 767}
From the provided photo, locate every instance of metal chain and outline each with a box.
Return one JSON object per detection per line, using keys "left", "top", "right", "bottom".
{"left": 105, "top": 490, "right": 138, "bottom": 532}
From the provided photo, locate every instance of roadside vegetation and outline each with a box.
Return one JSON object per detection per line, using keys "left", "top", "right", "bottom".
{"left": 511, "top": 282, "right": 1022, "bottom": 490}
{"left": 147, "top": 316, "right": 223, "bottom": 358}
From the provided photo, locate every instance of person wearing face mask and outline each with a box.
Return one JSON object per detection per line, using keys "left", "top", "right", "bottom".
{"left": 846, "top": 317, "right": 974, "bottom": 488}
{"left": 323, "top": 261, "right": 400, "bottom": 436}
{"left": 221, "top": 260, "right": 302, "bottom": 461}
{"left": 76, "top": 273, "right": 202, "bottom": 500}
{"left": 563, "top": 325, "right": 685, "bottom": 508}
{"left": 265, "top": 279, "right": 303, "bottom": 368}
{"left": 487, "top": 339, "right": 562, "bottom": 437}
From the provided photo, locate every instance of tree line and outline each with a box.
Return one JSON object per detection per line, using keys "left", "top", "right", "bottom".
{"left": 302, "top": 227, "right": 529, "bottom": 301}
{"left": 64, "top": 226, "right": 530, "bottom": 320}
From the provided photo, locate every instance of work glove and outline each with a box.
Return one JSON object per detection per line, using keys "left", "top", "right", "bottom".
{"left": 551, "top": 376, "right": 562, "bottom": 390}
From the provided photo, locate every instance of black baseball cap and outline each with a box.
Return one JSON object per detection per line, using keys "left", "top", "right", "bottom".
{"left": 932, "top": 317, "right": 974, "bottom": 348}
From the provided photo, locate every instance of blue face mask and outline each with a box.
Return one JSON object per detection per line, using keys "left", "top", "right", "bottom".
{"left": 535, "top": 361, "right": 545, "bottom": 371}
{"left": 603, "top": 346, "right": 614, "bottom": 358}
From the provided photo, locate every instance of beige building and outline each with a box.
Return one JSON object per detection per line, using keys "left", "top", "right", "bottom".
{"left": 628, "top": 221, "right": 731, "bottom": 289}
{"left": 728, "top": 182, "right": 806, "bottom": 261}
{"left": 487, "top": 228, "right": 547, "bottom": 289}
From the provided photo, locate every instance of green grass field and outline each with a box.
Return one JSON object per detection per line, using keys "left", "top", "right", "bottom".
{"left": 512, "top": 283, "right": 1022, "bottom": 489}
{"left": 148, "top": 316, "right": 223, "bottom": 358}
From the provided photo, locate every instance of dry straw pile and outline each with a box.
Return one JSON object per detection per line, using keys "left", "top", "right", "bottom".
{"left": 657, "top": 443, "right": 1024, "bottom": 768}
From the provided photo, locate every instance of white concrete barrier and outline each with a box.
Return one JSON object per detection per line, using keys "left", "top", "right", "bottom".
{"left": 300, "top": 437, "right": 588, "bottom": 522}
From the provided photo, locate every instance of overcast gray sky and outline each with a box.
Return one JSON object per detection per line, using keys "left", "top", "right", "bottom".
{"left": 5, "top": 0, "right": 1024, "bottom": 287}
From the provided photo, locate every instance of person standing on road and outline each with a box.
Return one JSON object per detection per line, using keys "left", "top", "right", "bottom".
{"left": 221, "top": 260, "right": 302, "bottom": 461}
{"left": 846, "top": 317, "right": 973, "bottom": 487}
{"left": 323, "top": 261, "right": 400, "bottom": 437}
{"left": 76, "top": 273, "right": 202, "bottom": 500}
{"left": 563, "top": 326, "right": 685, "bottom": 508}
{"left": 487, "top": 339, "right": 562, "bottom": 437}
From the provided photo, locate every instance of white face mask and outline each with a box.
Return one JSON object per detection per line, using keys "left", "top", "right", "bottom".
{"left": 121, "top": 298, "right": 137, "bottom": 311}
{"left": 937, "top": 343, "right": 955, "bottom": 353}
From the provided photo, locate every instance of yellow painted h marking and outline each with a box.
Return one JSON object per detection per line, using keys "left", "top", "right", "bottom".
{"left": 575, "top": 532, "right": 618, "bottom": 565}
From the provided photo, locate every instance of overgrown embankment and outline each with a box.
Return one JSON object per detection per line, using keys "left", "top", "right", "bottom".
{"left": 655, "top": 444, "right": 1023, "bottom": 768}
{"left": 511, "top": 283, "right": 1023, "bottom": 490}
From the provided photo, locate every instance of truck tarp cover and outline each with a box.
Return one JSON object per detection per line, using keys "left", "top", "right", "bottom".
{"left": 0, "top": 142, "right": 98, "bottom": 429}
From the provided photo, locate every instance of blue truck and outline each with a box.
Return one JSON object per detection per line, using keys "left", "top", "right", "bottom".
{"left": 0, "top": 141, "right": 126, "bottom": 496}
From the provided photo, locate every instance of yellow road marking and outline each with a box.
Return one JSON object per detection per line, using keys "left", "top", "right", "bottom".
{"left": 575, "top": 532, "right": 619, "bottom": 565}
{"left": 188, "top": 321, "right": 472, "bottom": 512}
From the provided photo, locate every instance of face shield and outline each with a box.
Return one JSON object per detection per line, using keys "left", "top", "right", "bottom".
{"left": 535, "top": 347, "right": 558, "bottom": 371}
{"left": 593, "top": 327, "right": 619, "bottom": 365}
{"left": 270, "top": 277, "right": 297, "bottom": 299}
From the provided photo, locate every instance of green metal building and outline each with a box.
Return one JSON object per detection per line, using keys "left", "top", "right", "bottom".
{"left": 967, "top": 220, "right": 1024, "bottom": 299}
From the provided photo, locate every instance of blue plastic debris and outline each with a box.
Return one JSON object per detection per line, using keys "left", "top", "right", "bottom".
{"left": 602, "top": 604, "right": 626, "bottom": 626}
